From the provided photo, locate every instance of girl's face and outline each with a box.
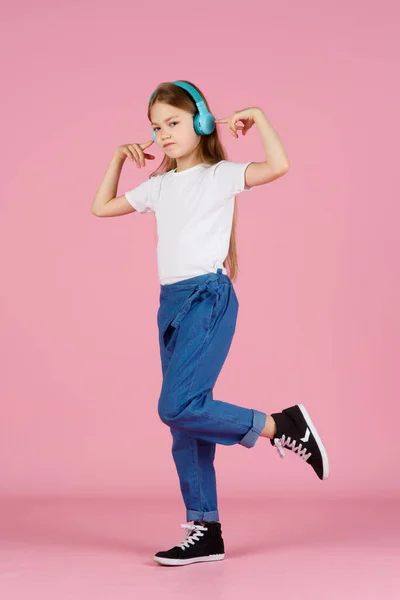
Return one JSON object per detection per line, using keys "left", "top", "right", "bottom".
{"left": 150, "top": 103, "right": 201, "bottom": 158}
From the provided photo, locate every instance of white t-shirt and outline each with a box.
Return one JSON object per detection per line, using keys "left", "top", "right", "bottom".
{"left": 124, "top": 160, "right": 253, "bottom": 285}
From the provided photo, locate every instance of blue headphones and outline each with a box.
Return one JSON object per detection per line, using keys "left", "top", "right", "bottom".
{"left": 149, "top": 81, "right": 215, "bottom": 143}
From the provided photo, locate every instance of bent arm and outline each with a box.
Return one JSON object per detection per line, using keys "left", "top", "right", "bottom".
{"left": 254, "top": 108, "right": 289, "bottom": 171}
{"left": 91, "top": 152, "right": 130, "bottom": 216}
{"left": 243, "top": 110, "right": 289, "bottom": 187}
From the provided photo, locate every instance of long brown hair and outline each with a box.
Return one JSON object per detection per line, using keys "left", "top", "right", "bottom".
{"left": 147, "top": 80, "right": 240, "bottom": 282}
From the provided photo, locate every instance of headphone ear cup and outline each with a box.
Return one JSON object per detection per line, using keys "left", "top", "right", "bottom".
{"left": 193, "top": 113, "right": 202, "bottom": 135}
{"left": 194, "top": 112, "right": 215, "bottom": 136}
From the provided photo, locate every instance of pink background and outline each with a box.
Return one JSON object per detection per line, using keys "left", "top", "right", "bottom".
{"left": 1, "top": 0, "right": 399, "bottom": 596}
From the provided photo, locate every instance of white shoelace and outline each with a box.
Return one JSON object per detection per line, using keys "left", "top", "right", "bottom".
{"left": 273, "top": 435, "right": 312, "bottom": 461}
{"left": 177, "top": 523, "right": 208, "bottom": 550}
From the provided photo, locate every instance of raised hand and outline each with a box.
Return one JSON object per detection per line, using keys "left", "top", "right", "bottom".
{"left": 115, "top": 140, "right": 155, "bottom": 168}
{"left": 214, "top": 107, "right": 260, "bottom": 138}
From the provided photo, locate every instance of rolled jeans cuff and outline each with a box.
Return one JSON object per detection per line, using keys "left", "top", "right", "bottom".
{"left": 186, "top": 509, "right": 219, "bottom": 522}
{"left": 239, "top": 409, "right": 267, "bottom": 449}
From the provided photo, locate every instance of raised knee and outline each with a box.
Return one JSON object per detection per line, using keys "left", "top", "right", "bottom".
{"left": 158, "top": 408, "right": 178, "bottom": 426}
{"left": 158, "top": 396, "right": 179, "bottom": 426}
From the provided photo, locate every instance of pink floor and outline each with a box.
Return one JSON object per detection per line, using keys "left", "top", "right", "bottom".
{"left": 0, "top": 496, "right": 398, "bottom": 598}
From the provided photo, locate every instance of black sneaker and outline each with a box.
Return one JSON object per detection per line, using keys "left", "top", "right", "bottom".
{"left": 269, "top": 404, "right": 330, "bottom": 480}
{"left": 153, "top": 521, "right": 225, "bottom": 566}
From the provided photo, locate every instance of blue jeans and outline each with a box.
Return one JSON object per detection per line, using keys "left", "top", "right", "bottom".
{"left": 157, "top": 268, "right": 267, "bottom": 523}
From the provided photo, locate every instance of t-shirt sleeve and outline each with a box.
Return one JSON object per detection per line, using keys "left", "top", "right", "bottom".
{"left": 212, "top": 160, "right": 254, "bottom": 198}
{"left": 124, "top": 176, "right": 157, "bottom": 213}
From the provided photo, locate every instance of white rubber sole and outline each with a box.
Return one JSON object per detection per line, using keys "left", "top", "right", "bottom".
{"left": 297, "top": 403, "right": 330, "bottom": 480}
{"left": 154, "top": 553, "right": 225, "bottom": 566}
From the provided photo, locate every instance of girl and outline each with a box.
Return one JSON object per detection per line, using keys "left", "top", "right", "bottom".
{"left": 91, "top": 80, "right": 330, "bottom": 567}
